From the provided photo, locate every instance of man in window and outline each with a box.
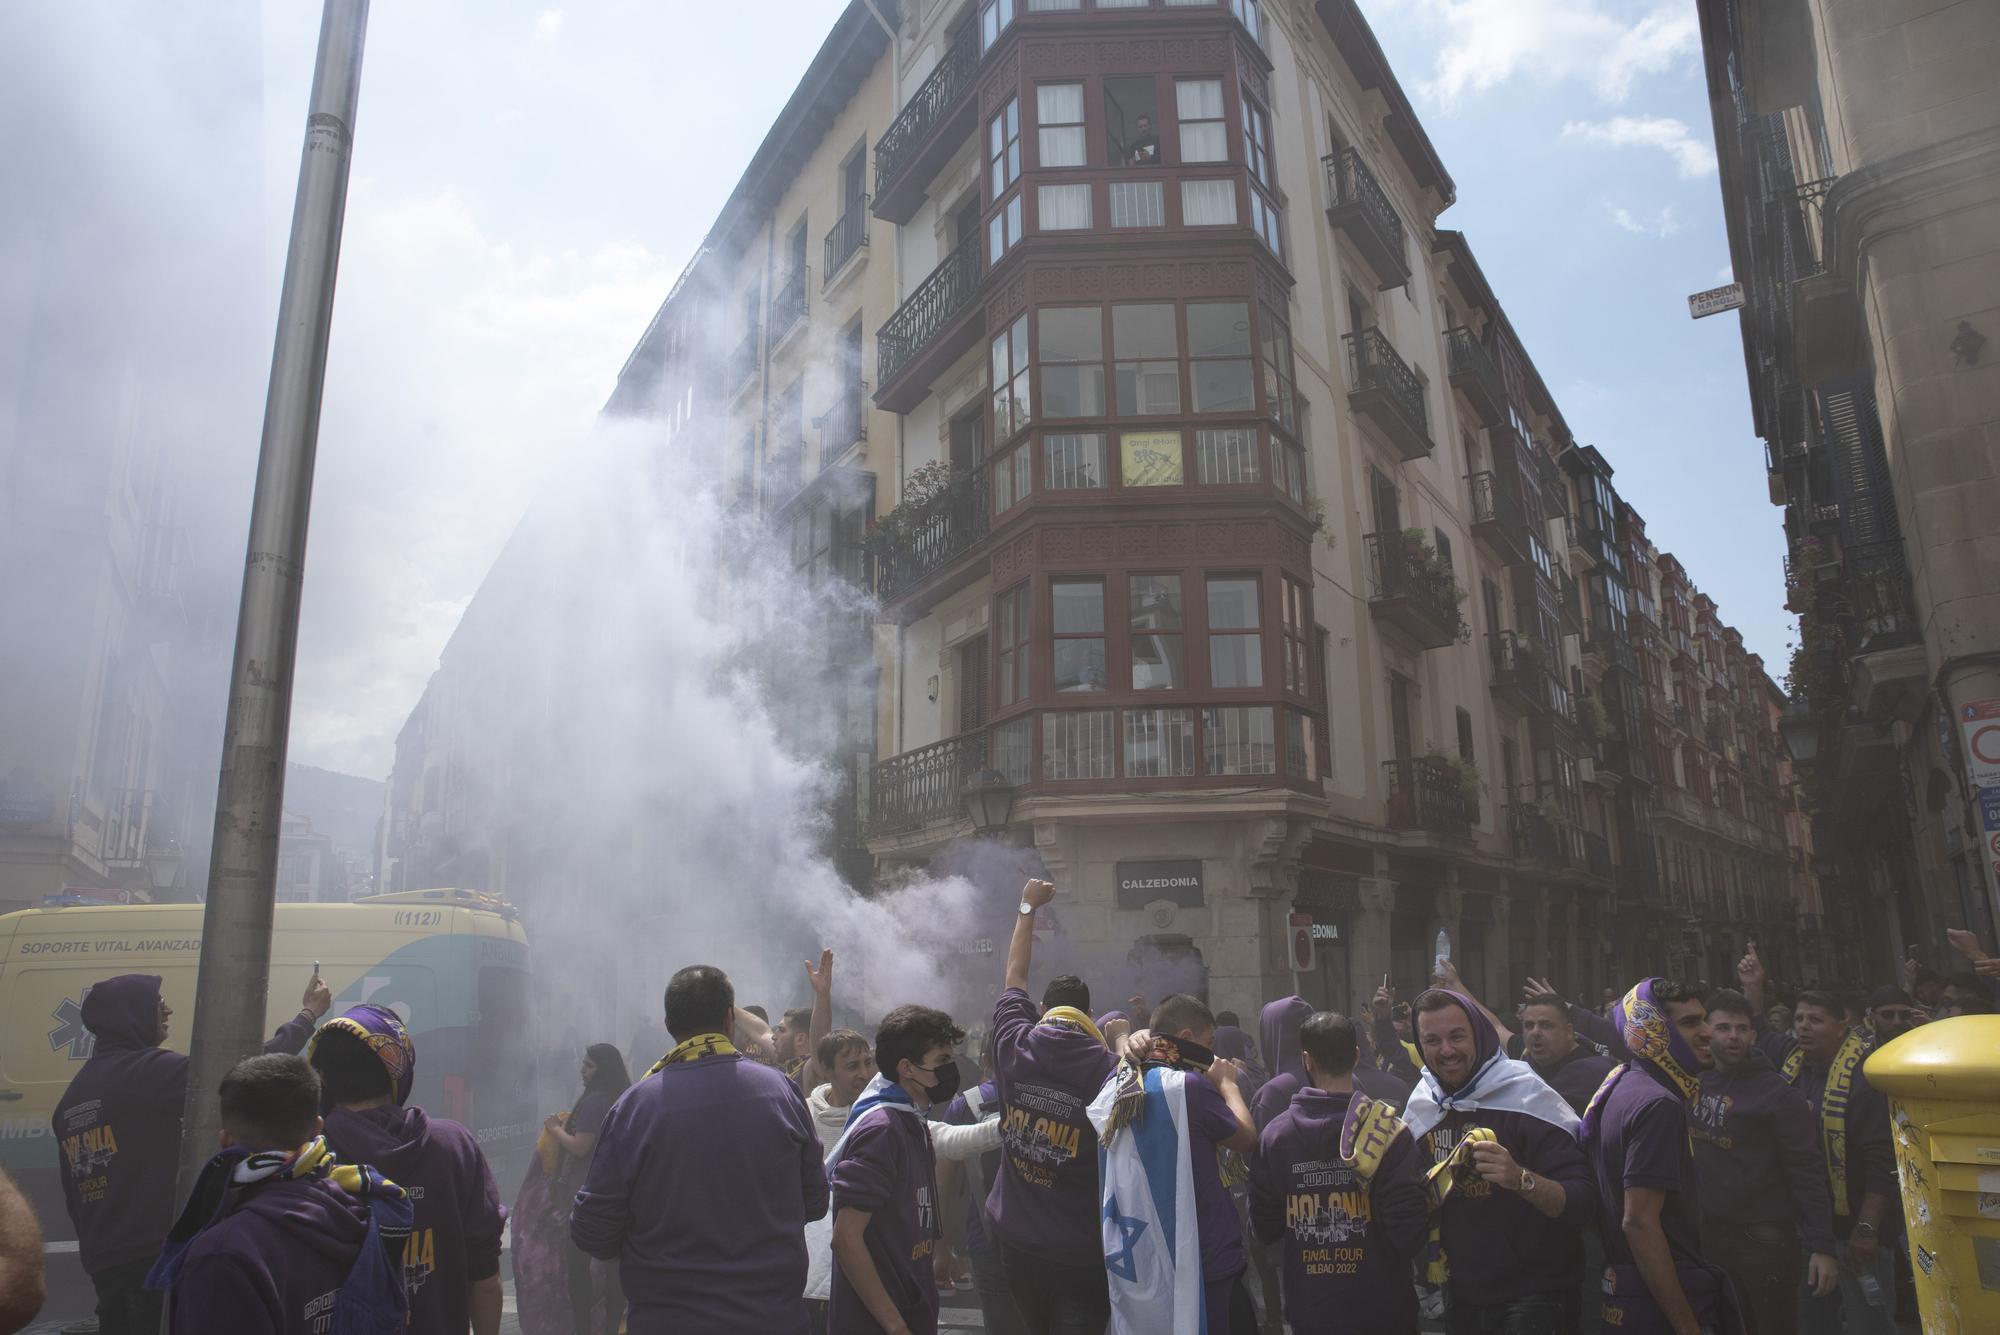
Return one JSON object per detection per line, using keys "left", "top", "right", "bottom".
{"left": 1125, "top": 115, "right": 1159, "bottom": 167}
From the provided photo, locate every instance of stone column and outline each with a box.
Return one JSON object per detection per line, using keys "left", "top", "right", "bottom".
{"left": 1351, "top": 874, "right": 1396, "bottom": 1018}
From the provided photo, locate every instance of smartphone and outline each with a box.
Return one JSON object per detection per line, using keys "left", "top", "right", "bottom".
{"left": 312, "top": 959, "right": 321, "bottom": 976}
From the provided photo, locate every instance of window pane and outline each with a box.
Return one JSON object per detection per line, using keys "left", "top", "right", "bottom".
{"left": 1196, "top": 428, "right": 1260, "bottom": 483}
{"left": 1120, "top": 431, "right": 1183, "bottom": 486}
{"left": 1209, "top": 632, "right": 1263, "bottom": 687}
{"left": 1038, "top": 183, "right": 1092, "bottom": 230}
{"left": 1039, "top": 307, "right": 1102, "bottom": 361}
{"left": 1205, "top": 706, "right": 1276, "bottom": 775}
{"left": 1053, "top": 639, "right": 1106, "bottom": 692}
{"left": 1043, "top": 710, "right": 1114, "bottom": 779}
{"left": 1039, "top": 127, "right": 1086, "bottom": 169}
{"left": 1125, "top": 708, "right": 1194, "bottom": 777}
{"left": 1175, "top": 78, "right": 1223, "bottom": 121}
{"left": 1132, "top": 634, "right": 1184, "bottom": 690}
{"left": 1182, "top": 179, "right": 1238, "bottom": 225}
{"left": 1037, "top": 81, "right": 1084, "bottom": 123}
{"left": 1115, "top": 362, "right": 1181, "bottom": 416}
{"left": 1043, "top": 365, "right": 1105, "bottom": 418}
{"left": 1109, "top": 180, "right": 1165, "bottom": 228}
{"left": 1112, "top": 303, "right": 1176, "bottom": 358}
{"left": 1181, "top": 123, "right": 1228, "bottom": 163}
{"left": 1192, "top": 359, "right": 1254, "bottom": 413}
{"left": 1045, "top": 432, "right": 1106, "bottom": 488}
{"left": 1208, "top": 576, "right": 1261, "bottom": 629}
{"left": 1052, "top": 578, "right": 1104, "bottom": 633}
{"left": 1129, "top": 574, "right": 1183, "bottom": 630}
{"left": 993, "top": 716, "right": 1033, "bottom": 783}
{"left": 1187, "top": 302, "right": 1251, "bottom": 358}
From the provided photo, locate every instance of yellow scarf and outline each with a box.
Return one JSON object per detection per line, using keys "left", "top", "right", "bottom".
{"left": 1339, "top": 1094, "right": 1408, "bottom": 1185}
{"left": 645, "top": 1031, "right": 738, "bottom": 1078}
{"left": 1040, "top": 1006, "right": 1106, "bottom": 1047}
{"left": 1421, "top": 1125, "right": 1498, "bottom": 1285}
{"left": 1782, "top": 1032, "right": 1866, "bottom": 1216}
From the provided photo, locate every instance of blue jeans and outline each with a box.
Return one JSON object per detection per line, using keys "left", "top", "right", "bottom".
{"left": 1798, "top": 1240, "right": 1895, "bottom": 1335}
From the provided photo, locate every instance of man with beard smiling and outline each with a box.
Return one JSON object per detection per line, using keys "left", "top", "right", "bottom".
{"left": 1404, "top": 990, "right": 1595, "bottom": 1334}
{"left": 1862, "top": 986, "right": 1917, "bottom": 1049}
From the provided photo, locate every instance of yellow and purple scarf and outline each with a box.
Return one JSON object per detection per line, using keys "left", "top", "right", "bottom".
{"left": 1581, "top": 979, "right": 1703, "bottom": 1144}
{"left": 1782, "top": 1031, "right": 1867, "bottom": 1216}
{"left": 311, "top": 1004, "right": 417, "bottom": 1106}
{"left": 644, "top": 1031, "right": 739, "bottom": 1078}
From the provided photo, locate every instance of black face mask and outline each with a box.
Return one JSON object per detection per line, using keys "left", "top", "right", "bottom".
{"left": 918, "top": 1059, "right": 962, "bottom": 1104}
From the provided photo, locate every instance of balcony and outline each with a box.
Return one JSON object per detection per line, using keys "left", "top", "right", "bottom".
{"left": 1344, "top": 328, "right": 1432, "bottom": 461}
{"left": 1322, "top": 148, "right": 1409, "bottom": 289}
{"left": 728, "top": 326, "right": 759, "bottom": 396}
{"left": 1588, "top": 624, "right": 1638, "bottom": 677}
{"left": 1583, "top": 830, "right": 1613, "bottom": 879}
{"left": 1364, "top": 531, "right": 1463, "bottom": 650}
{"left": 1509, "top": 800, "right": 1577, "bottom": 867}
{"left": 1468, "top": 471, "right": 1528, "bottom": 565}
{"left": 820, "top": 387, "right": 868, "bottom": 461}
{"left": 866, "top": 732, "right": 987, "bottom": 837}
{"left": 1383, "top": 757, "right": 1473, "bottom": 841}
{"left": 1445, "top": 327, "right": 1505, "bottom": 427}
{"left": 823, "top": 199, "right": 870, "bottom": 287}
{"left": 876, "top": 235, "right": 984, "bottom": 412}
{"left": 875, "top": 468, "right": 990, "bottom": 608}
{"left": 771, "top": 267, "right": 809, "bottom": 344}
{"left": 872, "top": 23, "right": 980, "bottom": 224}
{"left": 1488, "top": 630, "right": 1546, "bottom": 715}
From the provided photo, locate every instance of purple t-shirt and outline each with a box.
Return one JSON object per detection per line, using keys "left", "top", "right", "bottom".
{"left": 1249, "top": 1087, "right": 1428, "bottom": 1334}
{"left": 987, "top": 988, "right": 1115, "bottom": 1263}
{"left": 1692, "top": 1055, "right": 1838, "bottom": 1253}
{"left": 828, "top": 1106, "right": 938, "bottom": 1335}
{"left": 1588, "top": 1069, "right": 1712, "bottom": 1330}
{"left": 1182, "top": 1071, "right": 1247, "bottom": 1283}
{"left": 1424, "top": 1107, "right": 1594, "bottom": 1305}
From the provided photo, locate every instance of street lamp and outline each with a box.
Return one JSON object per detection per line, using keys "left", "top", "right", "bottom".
{"left": 144, "top": 840, "right": 184, "bottom": 898}
{"left": 1780, "top": 699, "right": 1819, "bottom": 765}
{"left": 961, "top": 769, "right": 1016, "bottom": 834}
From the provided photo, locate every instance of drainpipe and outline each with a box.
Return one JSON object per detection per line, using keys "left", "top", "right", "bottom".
{"left": 858, "top": 0, "right": 906, "bottom": 756}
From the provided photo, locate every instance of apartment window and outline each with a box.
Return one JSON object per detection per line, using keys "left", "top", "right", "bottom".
{"left": 1249, "top": 189, "right": 1284, "bottom": 257}
{"left": 1181, "top": 179, "right": 1238, "bottom": 226}
{"left": 1113, "top": 303, "right": 1179, "bottom": 415}
{"left": 1038, "top": 182, "right": 1093, "bottom": 230}
{"left": 1044, "top": 432, "right": 1106, "bottom": 489}
{"left": 1456, "top": 707, "right": 1475, "bottom": 763}
{"left": 1282, "top": 576, "right": 1310, "bottom": 696}
{"left": 1109, "top": 180, "right": 1165, "bottom": 228}
{"left": 1260, "top": 303, "right": 1296, "bottom": 432}
{"left": 1275, "top": 436, "right": 1307, "bottom": 503}
{"left": 1028, "top": 0, "right": 1080, "bottom": 10}
{"left": 1037, "top": 83, "right": 1086, "bottom": 167}
{"left": 1196, "top": 428, "right": 1258, "bottom": 483}
{"left": 1129, "top": 574, "right": 1185, "bottom": 689}
{"left": 1105, "top": 76, "right": 1160, "bottom": 167}
{"left": 1052, "top": 577, "right": 1107, "bottom": 693}
{"left": 1188, "top": 302, "right": 1254, "bottom": 413}
{"left": 992, "top": 441, "right": 1032, "bottom": 513}
{"left": 1208, "top": 575, "right": 1263, "bottom": 688}
{"left": 1175, "top": 79, "right": 1227, "bottom": 162}
{"left": 989, "top": 96, "right": 1021, "bottom": 198}
{"left": 1044, "top": 710, "right": 1114, "bottom": 779}
{"left": 1205, "top": 705, "right": 1276, "bottom": 775}
{"left": 1241, "top": 94, "right": 1273, "bottom": 188}
{"left": 991, "top": 315, "right": 1031, "bottom": 438}
{"left": 980, "top": 0, "right": 1015, "bottom": 51}
{"left": 997, "top": 582, "right": 1030, "bottom": 706}
{"left": 1121, "top": 431, "right": 1183, "bottom": 486}
{"left": 1039, "top": 307, "right": 1104, "bottom": 417}
{"left": 1285, "top": 709, "right": 1314, "bottom": 779}
{"left": 989, "top": 194, "right": 1024, "bottom": 263}
{"left": 1125, "top": 708, "right": 1195, "bottom": 777}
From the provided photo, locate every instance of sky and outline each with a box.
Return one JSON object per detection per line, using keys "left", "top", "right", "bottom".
{"left": 4, "top": 0, "right": 1791, "bottom": 781}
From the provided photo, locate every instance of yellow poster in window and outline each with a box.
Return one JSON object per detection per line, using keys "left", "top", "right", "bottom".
{"left": 1121, "top": 431, "right": 1183, "bottom": 486}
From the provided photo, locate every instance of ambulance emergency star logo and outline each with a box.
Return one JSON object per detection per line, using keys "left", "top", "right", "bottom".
{"left": 48, "top": 994, "right": 95, "bottom": 1060}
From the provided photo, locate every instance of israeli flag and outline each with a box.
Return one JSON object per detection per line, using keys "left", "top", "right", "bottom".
{"left": 1086, "top": 1067, "right": 1204, "bottom": 1335}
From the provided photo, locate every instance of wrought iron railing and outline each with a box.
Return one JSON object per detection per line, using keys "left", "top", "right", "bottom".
{"left": 877, "top": 469, "right": 990, "bottom": 601}
{"left": 1445, "top": 326, "right": 1503, "bottom": 403}
{"left": 1790, "top": 176, "right": 1837, "bottom": 278}
{"left": 1344, "top": 327, "right": 1428, "bottom": 436}
{"left": 824, "top": 199, "right": 870, "bottom": 284}
{"left": 1363, "top": 531, "right": 1463, "bottom": 638}
{"left": 875, "top": 23, "right": 979, "bottom": 196}
{"left": 878, "top": 235, "right": 982, "bottom": 390}
{"left": 729, "top": 326, "right": 759, "bottom": 389}
{"left": 822, "top": 387, "right": 868, "bottom": 458}
{"left": 1490, "top": 629, "right": 1544, "bottom": 688}
{"left": 771, "top": 266, "right": 809, "bottom": 339}
{"left": 1844, "top": 541, "right": 1919, "bottom": 650}
{"left": 1383, "top": 757, "right": 1473, "bottom": 839}
{"left": 1468, "top": 470, "right": 1522, "bottom": 536}
{"left": 1322, "top": 148, "right": 1405, "bottom": 264}
{"left": 867, "top": 731, "right": 988, "bottom": 835}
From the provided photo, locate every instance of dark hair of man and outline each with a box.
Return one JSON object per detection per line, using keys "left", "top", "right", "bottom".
{"left": 1415, "top": 990, "right": 1467, "bottom": 1016}
{"left": 1042, "top": 975, "right": 1091, "bottom": 1013}
{"left": 1215, "top": 1010, "right": 1240, "bottom": 1029}
{"left": 1652, "top": 979, "right": 1706, "bottom": 1007}
{"left": 1298, "top": 1012, "right": 1358, "bottom": 1077}
{"left": 781, "top": 1006, "right": 813, "bottom": 1033}
{"left": 308, "top": 1025, "right": 393, "bottom": 1108}
{"left": 1150, "top": 993, "right": 1215, "bottom": 1039}
{"left": 816, "top": 1028, "right": 870, "bottom": 1071}
{"left": 1867, "top": 985, "right": 1911, "bottom": 1010}
{"left": 1520, "top": 994, "right": 1569, "bottom": 1018}
{"left": 1705, "top": 988, "right": 1755, "bottom": 1022}
{"left": 221, "top": 1055, "right": 322, "bottom": 1149}
{"left": 874, "top": 1005, "right": 964, "bottom": 1078}
{"left": 665, "top": 965, "right": 735, "bottom": 1040}
{"left": 1794, "top": 988, "right": 1839, "bottom": 1017}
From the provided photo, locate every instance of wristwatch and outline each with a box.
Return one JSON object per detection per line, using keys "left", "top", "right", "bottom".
{"left": 1019, "top": 900, "right": 1036, "bottom": 915}
{"left": 1853, "top": 1221, "right": 1876, "bottom": 1238}
{"left": 1516, "top": 1170, "right": 1538, "bottom": 1195}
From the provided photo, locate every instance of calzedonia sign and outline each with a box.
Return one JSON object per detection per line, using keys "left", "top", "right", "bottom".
{"left": 1115, "top": 859, "right": 1204, "bottom": 910}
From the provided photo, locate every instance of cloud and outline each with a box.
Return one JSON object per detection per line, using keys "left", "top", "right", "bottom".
{"left": 1561, "top": 115, "right": 1717, "bottom": 177}
{"left": 1605, "top": 202, "right": 1684, "bottom": 238}
{"left": 533, "top": 9, "right": 565, "bottom": 42}
{"left": 1391, "top": 0, "right": 1699, "bottom": 105}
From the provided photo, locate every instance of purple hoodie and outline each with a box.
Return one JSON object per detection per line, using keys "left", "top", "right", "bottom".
{"left": 1252, "top": 998, "right": 1410, "bottom": 1130}
{"left": 1249, "top": 1087, "right": 1428, "bottom": 1334}
{"left": 166, "top": 1172, "right": 370, "bottom": 1335}
{"left": 1692, "top": 1048, "right": 1838, "bottom": 1254}
{"left": 51, "top": 974, "right": 316, "bottom": 1274}
{"left": 322, "top": 1104, "right": 503, "bottom": 1334}
{"left": 572, "top": 1048, "right": 827, "bottom": 1332}
{"left": 986, "top": 987, "right": 1115, "bottom": 1263}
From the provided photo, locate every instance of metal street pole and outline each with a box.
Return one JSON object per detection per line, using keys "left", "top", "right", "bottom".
{"left": 175, "top": 0, "right": 369, "bottom": 1201}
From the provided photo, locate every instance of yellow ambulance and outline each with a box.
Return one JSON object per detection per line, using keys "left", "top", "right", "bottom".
{"left": 0, "top": 888, "right": 532, "bottom": 1241}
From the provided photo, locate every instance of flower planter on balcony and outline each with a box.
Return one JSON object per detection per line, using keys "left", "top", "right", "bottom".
{"left": 872, "top": 469, "right": 991, "bottom": 610}
{"left": 1323, "top": 148, "right": 1409, "bottom": 289}
{"left": 1445, "top": 327, "right": 1505, "bottom": 428}
{"left": 875, "top": 236, "right": 984, "bottom": 412}
{"left": 1345, "top": 328, "right": 1432, "bottom": 461}
{"left": 872, "top": 24, "right": 980, "bottom": 224}
{"left": 1365, "top": 531, "right": 1462, "bottom": 650}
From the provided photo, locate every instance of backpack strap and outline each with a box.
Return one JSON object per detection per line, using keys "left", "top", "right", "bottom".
{"left": 329, "top": 1165, "right": 417, "bottom": 1335}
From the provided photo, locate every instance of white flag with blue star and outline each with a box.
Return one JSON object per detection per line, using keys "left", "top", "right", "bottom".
{"left": 1087, "top": 1066, "right": 1203, "bottom": 1335}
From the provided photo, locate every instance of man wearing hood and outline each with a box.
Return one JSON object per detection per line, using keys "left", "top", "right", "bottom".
{"left": 51, "top": 969, "right": 330, "bottom": 1335}
{"left": 1693, "top": 989, "right": 1838, "bottom": 1334}
{"left": 1405, "top": 988, "right": 1595, "bottom": 1333}
{"left": 1579, "top": 980, "right": 1733, "bottom": 1335}
{"left": 1254, "top": 996, "right": 1410, "bottom": 1132}
{"left": 312, "top": 1004, "right": 505, "bottom": 1334}
{"left": 151, "top": 1053, "right": 414, "bottom": 1335}
{"left": 1249, "top": 1012, "right": 1429, "bottom": 1334}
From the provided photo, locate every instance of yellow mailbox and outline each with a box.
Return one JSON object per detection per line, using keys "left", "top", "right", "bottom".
{"left": 1864, "top": 1016, "right": 2000, "bottom": 1333}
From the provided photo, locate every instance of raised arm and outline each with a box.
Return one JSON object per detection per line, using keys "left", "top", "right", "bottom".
{"left": 263, "top": 971, "right": 333, "bottom": 1055}
{"left": 1438, "top": 960, "right": 1514, "bottom": 1052}
{"left": 1005, "top": 879, "right": 1055, "bottom": 993}
{"left": 799, "top": 949, "right": 834, "bottom": 1092}
{"left": 1735, "top": 942, "right": 1769, "bottom": 1016}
